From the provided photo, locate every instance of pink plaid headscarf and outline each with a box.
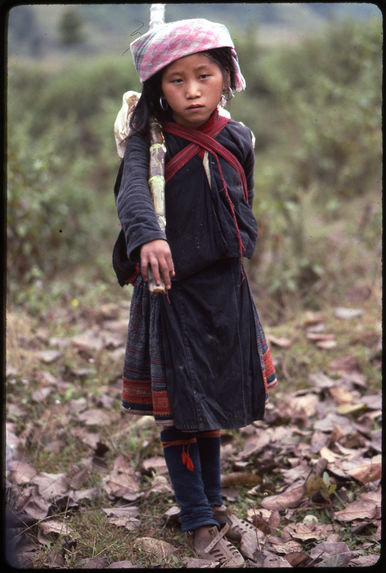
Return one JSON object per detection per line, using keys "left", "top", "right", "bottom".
{"left": 130, "top": 18, "right": 246, "bottom": 91}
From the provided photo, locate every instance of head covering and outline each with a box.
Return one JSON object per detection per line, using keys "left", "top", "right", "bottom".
{"left": 130, "top": 18, "right": 246, "bottom": 91}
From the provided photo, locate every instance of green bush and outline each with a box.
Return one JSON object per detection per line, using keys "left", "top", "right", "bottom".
{"left": 256, "top": 17, "right": 382, "bottom": 197}
{"left": 239, "top": 17, "right": 382, "bottom": 312}
{"left": 7, "top": 57, "right": 138, "bottom": 293}
{"left": 7, "top": 114, "right": 95, "bottom": 282}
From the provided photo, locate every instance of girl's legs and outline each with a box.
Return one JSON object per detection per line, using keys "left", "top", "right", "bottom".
{"left": 161, "top": 426, "right": 245, "bottom": 567}
{"left": 160, "top": 427, "right": 219, "bottom": 532}
{"left": 196, "top": 429, "right": 261, "bottom": 561}
{"left": 196, "top": 430, "right": 223, "bottom": 507}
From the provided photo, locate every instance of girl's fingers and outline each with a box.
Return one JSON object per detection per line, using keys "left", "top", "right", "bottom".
{"left": 140, "top": 240, "right": 175, "bottom": 290}
{"left": 150, "top": 256, "right": 162, "bottom": 286}
{"left": 140, "top": 254, "right": 150, "bottom": 282}
{"left": 159, "top": 254, "right": 175, "bottom": 290}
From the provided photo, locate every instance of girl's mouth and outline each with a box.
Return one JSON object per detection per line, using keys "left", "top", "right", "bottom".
{"left": 186, "top": 105, "right": 204, "bottom": 111}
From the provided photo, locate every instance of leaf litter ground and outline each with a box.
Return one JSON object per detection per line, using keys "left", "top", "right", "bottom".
{"left": 5, "top": 290, "right": 381, "bottom": 568}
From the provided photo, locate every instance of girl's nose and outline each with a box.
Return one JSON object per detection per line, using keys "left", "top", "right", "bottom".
{"left": 185, "top": 81, "right": 200, "bottom": 98}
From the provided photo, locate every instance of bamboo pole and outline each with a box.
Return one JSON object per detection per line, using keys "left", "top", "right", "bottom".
{"left": 147, "top": 4, "right": 167, "bottom": 295}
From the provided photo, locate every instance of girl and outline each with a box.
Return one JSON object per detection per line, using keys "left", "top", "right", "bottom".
{"left": 113, "top": 18, "right": 277, "bottom": 567}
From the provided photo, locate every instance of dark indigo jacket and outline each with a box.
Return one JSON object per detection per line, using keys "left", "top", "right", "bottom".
{"left": 113, "top": 119, "right": 257, "bottom": 285}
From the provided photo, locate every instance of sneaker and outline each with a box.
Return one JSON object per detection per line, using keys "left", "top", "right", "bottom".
{"left": 187, "top": 524, "right": 245, "bottom": 568}
{"left": 212, "top": 505, "right": 263, "bottom": 560}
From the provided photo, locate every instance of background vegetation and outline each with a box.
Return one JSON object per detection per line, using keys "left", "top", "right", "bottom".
{"left": 6, "top": 4, "right": 382, "bottom": 568}
{"left": 7, "top": 3, "right": 381, "bottom": 323}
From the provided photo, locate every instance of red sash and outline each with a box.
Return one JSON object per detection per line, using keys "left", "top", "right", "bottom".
{"left": 163, "top": 114, "right": 248, "bottom": 205}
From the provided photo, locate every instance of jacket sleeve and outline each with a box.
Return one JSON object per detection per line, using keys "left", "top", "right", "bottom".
{"left": 116, "top": 133, "right": 167, "bottom": 263}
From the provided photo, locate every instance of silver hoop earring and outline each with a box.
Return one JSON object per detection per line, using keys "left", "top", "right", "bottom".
{"left": 159, "top": 97, "right": 168, "bottom": 111}
{"left": 226, "top": 86, "right": 234, "bottom": 101}
{"left": 220, "top": 94, "right": 227, "bottom": 107}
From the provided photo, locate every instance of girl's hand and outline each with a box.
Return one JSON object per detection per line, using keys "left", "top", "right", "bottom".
{"left": 140, "top": 240, "right": 175, "bottom": 290}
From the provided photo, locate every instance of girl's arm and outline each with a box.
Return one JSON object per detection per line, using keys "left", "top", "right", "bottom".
{"left": 116, "top": 133, "right": 174, "bottom": 289}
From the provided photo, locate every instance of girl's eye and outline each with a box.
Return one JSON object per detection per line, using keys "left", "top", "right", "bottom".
{"left": 200, "top": 74, "right": 210, "bottom": 79}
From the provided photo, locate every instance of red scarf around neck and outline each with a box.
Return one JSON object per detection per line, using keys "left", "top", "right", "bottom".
{"left": 163, "top": 112, "right": 248, "bottom": 205}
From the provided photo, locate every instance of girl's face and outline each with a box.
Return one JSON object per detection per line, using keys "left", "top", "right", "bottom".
{"left": 161, "top": 53, "right": 227, "bottom": 129}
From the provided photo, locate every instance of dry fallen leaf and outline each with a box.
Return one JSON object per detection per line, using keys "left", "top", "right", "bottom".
{"left": 313, "top": 412, "right": 355, "bottom": 434}
{"left": 328, "top": 355, "right": 361, "bottom": 376}
{"left": 102, "top": 505, "right": 139, "bottom": 519}
{"left": 311, "top": 430, "right": 330, "bottom": 453}
{"left": 262, "top": 551, "right": 293, "bottom": 568}
{"left": 72, "top": 427, "right": 101, "bottom": 448}
{"left": 103, "top": 455, "right": 143, "bottom": 502}
{"left": 78, "top": 408, "right": 113, "bottom": 427}
{"left": 292, "top": 393, "right": 319, "bottom": 416}
{"left": 283, "top": 521, "right": 333, "bottom": 542}
{"left": 106, "top": 560, "right": 139, "bottom": 569}
{"left": 267, "top": 334, "right": 292, "bottom": 348}
{"left": 69, "top": 397, "right": 88, "bottom": 413}
{"left": 336, "top": 403, "right": 367, "bottom": 415}
{"left": 320, "top": 446, "right": 342, "bottom": 463}
{"left": 310, "top": 541, "right": 352, "bottom": 567}
{"left": 21, "top": 487, "right": 50, "bottom": 521}
{"left": 359, "top": 489, "right": 381, "bottom": 509}
{"left": 334, "top": 307, "right": 363, "bottom": 320}
{"left": 106, "top": 515, "right": 141, "bottom": 531}
{"left": 31, "top": 387, "right": 53, "bottom": 402}
{"left": 8, "top": 461, "right": 37, "bottom": 485}
{"left": 68, "top": 488, "right": 98, "bottom": 504}
{"left": 38, "top": 519, "right": 74, "bottom": 537}
{"left": 328, "top": 386, "right": 354, "bottom": 404}
{"left": 302, "top": 310, "right": 325, "bottom": 326}
{"left": 133, "top": 537, "right": 175, "bottom": 559}
{"left": 285, "top": 551, "right": 308, "bottom": 567}
{"left": 346, "top": 455, "right": 381, "bottom": 483}
{"left": 163, "top": 505, "right": 180, "bottom": 522}
{"left": 306, "top": 332, "right": 335, "bottom": 342}
{"left": 235, "top": 433, "right": 271, "bottom": 460}
{"left": 334, "top": 500, "right": 377, "bottom": 522}
{"left": 316, "top": 339, "right": 338, "bottom": 349}
{"left": 145, "top": 475, "right": 173, "bottom": 497}
{"left": 249, "top": 513, "right": 271, "bottom": 535}
{"left": 281, "top": 463, "right": 311, "bottom": 484}
{"left": 68, "top": 466, "right": 89, "bottom": 490}
{"left": 33, "top": 472, "right": 69, "bottom": 501}
{"left": 71, "top": 330, "right": 104, "bottom": 354}
{"left": 83, "top": 557, "right": 109, "bottom": 569}
{"left": 268, "top": 537, "right": 303, "bottom": 554}
{"left": 141, "top": 456, "right": 168, "bottom": 475}
{"left": 261, "top": 482, "right": 305, "bottom": 511}
{"left": 36, "top": 350, "right": 62, "bottom": 364}
{"left": 362, "top": 393, "right": 382, "bottom": 410}
{"left": 221, "top": 472, "right": 262, "bottom": 487}
{"left": 308, "top": 370, "right": 336, "bottom": 389}
{"left": 349, "top": 555, "right": 380, "bottom": 567}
